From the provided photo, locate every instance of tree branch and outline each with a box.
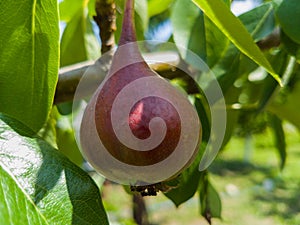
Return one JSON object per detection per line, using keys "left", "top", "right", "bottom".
{"left": 54, "top": 28, "right": 281, "bottom": 104}
{"left": 94, "top": 0, "right": 117, "bottom": 54}
{"left": 54, "top": 52, "right": 181, "bottom": 104}
{"left": 257, "top": 28, "right": 281, "bottom": 50}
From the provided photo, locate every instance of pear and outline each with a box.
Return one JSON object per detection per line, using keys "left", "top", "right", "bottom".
{"left": 80, "top": 0, "right": 201, "bottom": 185}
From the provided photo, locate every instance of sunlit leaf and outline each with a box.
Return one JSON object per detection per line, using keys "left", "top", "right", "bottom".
{"left": 0, "top": 166, "right": 48, "bottom": 225}
{"left": 0, "top": 114, "right": 108, "bottom": 225}
{"left": 148, "top": 0, "right": 174, "bottom": 17}
{"left": 0, "top": 0, "right": 59, "bottom": 132}
{"left": 210, "top": 3, "right": 276, "bottom": 95}
{"left": 59, "top": 0, "right": 85, "bottom": 22}
{"left": 192, "top": 0, "right": 281, "bottom": 85}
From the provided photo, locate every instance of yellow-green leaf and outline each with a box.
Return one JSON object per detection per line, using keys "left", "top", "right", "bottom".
{"left": 192, "top": 0, "right": 282, "bottom": 85}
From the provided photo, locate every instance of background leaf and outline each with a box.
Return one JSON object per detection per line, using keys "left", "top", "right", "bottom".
{"left": 171, "top": 0, "right": 206, "bottom": 63}
{"left": 276, "top": 0, "right": 300, "bottom": 44}
{"left": 0, "top": 114, "right": 108, "bottom": 225}
{"left": 269, "top": 114, "right": 286, "bottom": 170}
{"left": 148, "top": 0, "right": 174, "bottom": 18}
{"left": 199, "top": 172, "right": 222, "bottom": 224}
{"left": 209, "top": 3, "right": 275, "bottom": 96}
{"left": 171, "top": 0, "right": 230, "bottom": 68}
{"left": 281, "top": 31, "right": 300, "bottom": 62}
{"left": 0, "top": 0, "right": 59, "bottom": 132}
{"left": 192, "top": 0, "right": 280, "bottom": 84}
{"left": 60, "top": 5, "right": 100, "bottom": 67}
{"left": 268, "top": 82, "right": 300, "bottom": 130}
{"left": 59, "top": 0, "right": 84, "bottom": 22}
{"left": 164, "top": 95, "right": 210, "bottom": 206}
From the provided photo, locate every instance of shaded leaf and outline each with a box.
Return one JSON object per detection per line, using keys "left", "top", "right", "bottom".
{"left": 164, "top": 95, "right": 210, "bottom": 206}
{"left": 239, "top": 2, "right": 275, "bottom": 42}
{"left": 164, "top": 151, "right": 204, "bottom": 207}
{"left": 0, "top": 0, "right": 59, "bottom": 132}
{"left": 60, "top": 7, "right": 100, "bottom": 67}
{"left": 192, "top": 0, "right": 280, "bottom": 84}
{"left": 199, "top": 172, "right": 222, "bottom": 224}
{"left": 268, "top": 81, "right": 300, "bottom": 130}
{"left": 276, "top": 0, "right": 300, "bottom": 44}
{"left": 171, "top": 0, "right": 230, "bottom": 68}
{"left": 220, "top": 86, "right": 241, "bottom": 148}
{"left": 0, "top": 114, "right": 108, "bottom": 225}
{"left": 210, "top": 3, "right": 276, "bottom": 96}
{"left": 281, "top": 31, "right": 300, "bottom": 62}
{"left": 269, "top": 114, "right": 286, "bottom": 170}
{"left": 256, "top": 50, "right": 289, "bottom": 112}
{"left": 204, "top": 16, "right": 229, "bottom": 67}
{"left": 171, "top": 0, "right": 206, "bottom": 63}
{"left": 56, "top": 114, "right": 83, "bottom": 166}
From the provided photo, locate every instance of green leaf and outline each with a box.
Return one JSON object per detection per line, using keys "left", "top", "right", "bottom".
{"left": 0, "top": 0, "right": 59, "bottom": 132}
{"left": 60, "top": 8, "right": 100, "bottom": 67}
{"left": 56, "top": 114, "right": 83, "bottom": 166}
{"left": 171, "top": 0, "right": 230, "bottom": 67}
{"left": 135, "top": 0, "right": 148, "bottom": 32}
{"left": 0, "top": 166, "right": 48, "bottom": 225}
{"left": 199, "top": 172, "right": 222, "bottom": 224}
{"left": 148, "top": 0, "right": 174, "bottom": 17}
{"left": 164, "top": 152, "right": 204, "bottom": 207}
{"left": 256, "top": 50, "right": 289, "bottom": 112}
{"left": 59, "top": 0, "right": 85, "bottom": 22}
{"left": 204, "top": 16, "right": 229, "bottom": 67}
{"left": 239, "top": 3, "right": 275, "bottom": 42}
{"left": 268, "top": 81, "right": 300, "bottom": 130}
{"left": 88, "top": 0, "right": 97, "bottom": 17}
{"left": 192, "top": 0, "right": 281, "bottom": 85}
{"left": 221, "top": 86, "right": 241, "bottom": 148}
{"left": 0, "top": 114, "right": 109, "bottom": 225}
{"left": 164, "top": 95, "right": 210, "bottom": 206}
{"left": 281, "top": 31, "right": 300, "bottom": 62}
{"left": 209, "top": 3, "right": 276, "bottom": 95}
{"left": 171, "top": 0, "right": 207, "bottom": 63}
{"left": 269, "top": 114, "right": 286, "bottom": 170}
{"left": 276, "top": 0, "right": 300, "bottom": 44}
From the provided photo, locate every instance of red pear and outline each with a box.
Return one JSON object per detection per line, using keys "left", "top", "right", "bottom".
{"left": 80, "top": 0, "right": 201, "bottom": 185}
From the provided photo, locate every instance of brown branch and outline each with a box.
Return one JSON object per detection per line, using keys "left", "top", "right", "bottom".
{"left": 54, "top": 30, "right": 281, "bottom": 104}
{"left": 256, "top": 28, "right": 281, "bottom": 50}
{"left": 94, "top": 0, "right": 117, "bottom": 54}
{"left": 54, "top": 51, "right": 181, "bottom": 104}
{"left": 133, "top": 194, "right": 149, "bottom": 225}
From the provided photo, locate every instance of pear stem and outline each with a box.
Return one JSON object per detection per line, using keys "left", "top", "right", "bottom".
{"left": 119, "top": 0, "right": 136, "bottom": 45}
